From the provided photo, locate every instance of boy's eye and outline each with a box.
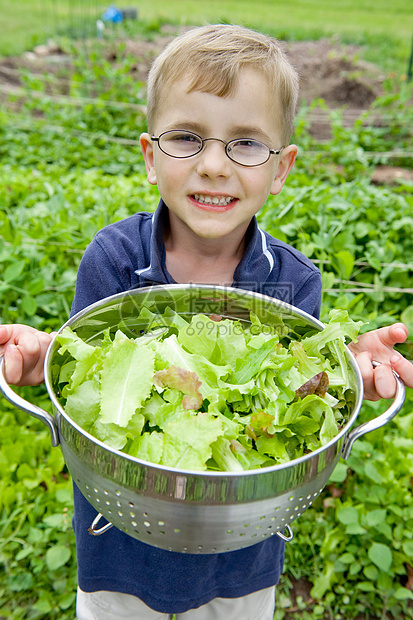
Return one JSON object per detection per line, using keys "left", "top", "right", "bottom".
{"left": 233, "top": 139, "right": 263, "bottom": 150}
{"left": 160, "top": 131, "right": 202, "bottom": 156}
{"left": 171, "top": 133, "right": 198, "bottom": 143}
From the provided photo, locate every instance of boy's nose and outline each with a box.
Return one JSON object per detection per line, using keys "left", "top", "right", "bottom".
{"left": 195, "top": 140, "right": 232, "bottom": 178}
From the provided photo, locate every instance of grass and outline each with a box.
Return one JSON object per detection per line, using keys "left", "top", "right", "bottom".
{"left": 0, "top": 0, "right": 412, "bottom": 74}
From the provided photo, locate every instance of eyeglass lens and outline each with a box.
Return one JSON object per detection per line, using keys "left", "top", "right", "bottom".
{"left": 156, "top": 131, "right": 272, "bottom": 166}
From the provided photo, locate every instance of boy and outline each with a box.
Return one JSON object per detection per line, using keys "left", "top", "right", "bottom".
{"left": 1, "top": 24, "right": 412, "bottom": 620}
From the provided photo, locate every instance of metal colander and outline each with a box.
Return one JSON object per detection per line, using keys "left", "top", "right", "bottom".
{"left": 0, "top": 285, "right": 405, "bottom": 553}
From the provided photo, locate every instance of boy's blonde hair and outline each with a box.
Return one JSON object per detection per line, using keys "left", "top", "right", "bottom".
{"left": 146, "top": 24, "right": 299, "bottom": 144}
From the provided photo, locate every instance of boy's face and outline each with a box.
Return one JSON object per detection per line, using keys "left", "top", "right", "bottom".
{"left": 140, "top": 68, "right": 297, "bottom": 246}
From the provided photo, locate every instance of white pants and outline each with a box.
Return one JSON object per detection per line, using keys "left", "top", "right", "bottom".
{"left": 76, "top": 585, "right": 276, "bottom": 620}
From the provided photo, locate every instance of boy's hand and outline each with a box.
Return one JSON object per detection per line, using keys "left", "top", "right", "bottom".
{"left": 0, "top": 325, "right": 55, "bottom": 386}
{"left": 348, "top": 323, "right": 413, "bottom": 401}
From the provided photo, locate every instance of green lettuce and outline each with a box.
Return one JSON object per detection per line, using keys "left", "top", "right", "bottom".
{"left": 54, "top": 308, "right": 361, "bottom": 471}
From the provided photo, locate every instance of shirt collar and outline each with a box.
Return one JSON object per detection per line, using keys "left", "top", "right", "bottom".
{"left": 135, "top": 200, "right": 275, "bottom": 288}
{"left": 233, "top": 218, "right": 275, "bottom": 291}
{"left": 135, "top": 200, "right": 175, "bottom": 286}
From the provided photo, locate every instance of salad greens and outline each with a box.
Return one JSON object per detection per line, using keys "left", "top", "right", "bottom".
{"left": 53, "top": 308, "right": 362, "bottom": 471}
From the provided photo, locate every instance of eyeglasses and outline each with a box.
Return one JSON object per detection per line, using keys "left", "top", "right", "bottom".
{"left": 151, "top": 130, "right": 285, "bottom": 167}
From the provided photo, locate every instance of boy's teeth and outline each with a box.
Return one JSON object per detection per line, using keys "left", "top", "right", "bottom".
{"left": 194, "top": 194, "right": 233, "bottom": 206}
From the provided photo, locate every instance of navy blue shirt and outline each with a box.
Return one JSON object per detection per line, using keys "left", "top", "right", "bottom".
{"left": 71, "top": 200, "right": 322, "bottom": 613}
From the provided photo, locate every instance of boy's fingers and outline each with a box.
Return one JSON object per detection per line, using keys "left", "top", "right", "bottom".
{"left": 390, "top": 354, "right": 413, "bottom": 390}
{"left": 3, "top": 345, "right": 25, "bottom": 385}
{"left": 17, "top": 331, "right": 51, "bottom": 386}
{"left": 0, "top": 325, "right": 13, "bottom": 347}
{"left": 378, "top": 323, "right": 408, "bottom": 348}
{"left": 354, "top": 351, "right": 379, "bottom": 401}
{"left": 372, "top": 363, "right": 397, "bottom": 400}
{"left": 3, "top": 331, "right": 51, "bottom": 386}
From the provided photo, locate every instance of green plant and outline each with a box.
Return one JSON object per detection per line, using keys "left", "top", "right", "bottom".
{"left": 0, "top": 395, "right": 76, "bottom": 619}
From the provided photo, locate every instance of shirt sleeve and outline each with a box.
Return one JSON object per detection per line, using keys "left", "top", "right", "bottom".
{"left": 70, "top": 236, "right": 131, "bottom": 317}
{"left": 292, "top": 271, "right": 323, "bottom": 319}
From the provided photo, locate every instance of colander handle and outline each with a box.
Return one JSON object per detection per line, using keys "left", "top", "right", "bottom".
{"left": 342, "top": 367, "right": 406, "bottom": 460}
{"left": 0, "top": 355, "right": 60, "bottom": 447}
{"left": 88, "top": 513, "right": 114, "bottom": 536}
{"left": 276, "top": 524, "right": 294, "bottom": 542}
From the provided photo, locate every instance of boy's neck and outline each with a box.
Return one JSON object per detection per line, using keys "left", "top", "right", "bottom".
{"left": 163, "top": 213, "right": 249, "bottom": 285}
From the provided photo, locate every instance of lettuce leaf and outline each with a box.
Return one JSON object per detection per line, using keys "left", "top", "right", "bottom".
{"left": 161, "top": 412, "right": 223, "bottom": 470}
{"left": 100, "top": 338, "right": 155, "bottom": 427}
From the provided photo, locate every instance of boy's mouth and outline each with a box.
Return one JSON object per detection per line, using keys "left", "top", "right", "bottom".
{"left": 192, "top": 194, "right": 235, "bottom": 207}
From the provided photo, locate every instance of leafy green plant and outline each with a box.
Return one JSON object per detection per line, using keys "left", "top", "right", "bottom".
{"left": 0, "top": 394, "right": 76, "bottom": 619}
{"left": 278, "top": 392, "right": 413, "bottom": 620}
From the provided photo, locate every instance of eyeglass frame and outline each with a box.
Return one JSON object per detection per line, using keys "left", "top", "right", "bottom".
{"left": 150, "top": 130, "right": 285, "bottom": 168}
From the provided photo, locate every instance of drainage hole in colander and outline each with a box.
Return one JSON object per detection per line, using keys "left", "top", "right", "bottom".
{"left": 146, "top": 531, "right": 152, "bottom": 535}
{"left": 144, "top": 521, "right": 150, "bottom": 527}
{"left": 128, "top": 502, "right": 134, "bottom": 507}
{"left": 267, "top": 525, "right": 272, "bottom": 529}
{"left": 198, "top": 546, "right": 203, "bottom": 551}
{"left": 131, "top": 521, "right": 137, "bottom": 527}
{"left": 158, "top": 521, "right": 165, "bottom": 526}
{"left": 299, "top": 496, "right": 304, "bottom": 502}
{"left": 294, "top": 506, "right": 299, "bottom": 511}
{"left": 285, "top": 507, "right": 290, "bottom": 513}
{"left": 116, "top": 501, "right": 122, "bottom": 508}
{"left": 174, "top": 528, "right": 180, "bottom": 533}
{"left": 281, "top": 517, "right": 285, "bottom": 522}
{"left": 256, "top": 525, "right": 262, "bottom": 530}
{"left": 306, "top": 494, "right": 312, "bottom": 500}
{"left": 274, "top": 506, "right": 280, "bottom": 511}
{"left": 130, "top": 512, "right": 135, "bottom": 518}
{"left": 227, "top": 529, "right": 233, "bottom": 534}
{"left": 85, "top": 484, "right": 89, "bottom": 490}
{"left": 239, "top": 533, "right": 246, "bottom": 537}
{"left": 260, "top": 515, "right": 266, "bottom": 520}
{"left": 288, "top": 496, "right": 294, "bottom": 501}
{"left": 96, "top": 498, "right": 100, "bottom": 503}
{"left": 271, "top": 517, "right": 276, "bottom": 521}
{"left": 302, "top": 504, "right": 307, "bottom": 509}
{"left": 143, "top": 512, "right": 149, "bottom": 517}
{"left": 160, "top": 531, "right": 165, "bottom": 535}
{"left": 118, "top": 511, "right": 123, "bottom": 517}
{"left": 104, "top": 490, "right": 109, "bottom": 496}
{"left": 244, "top": 523, "right": 250, "bottom": 528}
{"left": 107, "top": 510, "right": 112, "bottom": 515}
{"left": 115, "top": 490, "right": 121, "bottom": 497}
{"left": 105, "top": 501, "right": 110, "bottom": 506}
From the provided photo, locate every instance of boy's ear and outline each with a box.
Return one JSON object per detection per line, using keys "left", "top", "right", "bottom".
{"left": 270, "top": 145, "right": 297, "bottom": 196}
{"left": 140, "top": 133, "right": 157, "bottom": 185}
